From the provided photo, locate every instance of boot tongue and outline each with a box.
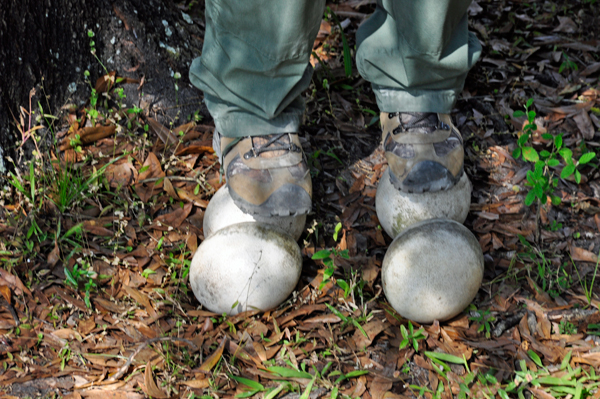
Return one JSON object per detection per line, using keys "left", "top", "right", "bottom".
{"left": 400, "top": 112, "right": 439, "bottom": 134}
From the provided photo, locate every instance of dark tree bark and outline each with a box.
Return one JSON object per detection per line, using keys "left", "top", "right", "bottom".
{"left": 0, "top": 0, "right": 206, "bottom": 173}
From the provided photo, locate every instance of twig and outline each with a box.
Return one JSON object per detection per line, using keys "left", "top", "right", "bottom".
{"left": 108, "top": 336, "right": 198, "bottom": 382}
{"left": 547, "top": 307, "right": 597, "bottom": 323}
{"left": 493, "top": 310, "right": 526, "bottom": 337}
{"left": 137, "top": 176, "right": 201, "bottom": 184}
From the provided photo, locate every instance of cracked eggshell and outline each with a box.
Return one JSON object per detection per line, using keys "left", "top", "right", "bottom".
{"left": 203, "top": 185, "right": 306, "bottom": 241}
{"left": 376, "top": 169, "right": 471, "bottom": 238}
{"left": 382, "top": 219, "right": 484, "bottom": 324}
{"left": 190, "top": 222, "right": 302, "bottom": 315}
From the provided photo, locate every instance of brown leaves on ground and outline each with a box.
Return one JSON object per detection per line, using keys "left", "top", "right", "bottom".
{"left": 4, "top": 0, "right": 600, "bottom": 398}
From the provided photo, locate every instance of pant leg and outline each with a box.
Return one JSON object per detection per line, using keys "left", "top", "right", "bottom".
{"left": 356, "top": 0, "right": 481, "bottom": 113}
{"left": 189, "top": 0, "right": 326, "bottom": 138}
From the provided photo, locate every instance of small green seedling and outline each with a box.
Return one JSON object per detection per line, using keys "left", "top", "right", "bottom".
{"left": 312, "top": 222, "right": 349, "bottom": 289}
{"left": 400, "top": 321, "right": 426, "bottom": 352}
{"left": 469, "top": 306, "right": 496, "bottom": 338}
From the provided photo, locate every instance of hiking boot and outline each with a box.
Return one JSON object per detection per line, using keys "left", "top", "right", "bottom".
{"left": 381, "top": 112, "right": 464, "bottom": 193}
{"left": 215, "top": 132, "right": 312, "bottom": 217}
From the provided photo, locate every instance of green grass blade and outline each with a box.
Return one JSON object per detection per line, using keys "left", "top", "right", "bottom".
{"left": 267, "top": 366, "right": 312, "bottom": 379}
{"left": 345, "top": 370, "right": 369, "bottom": 378}
{"left": 299, "top": 377, "right": 316, "bottom": 399}
{"left": 263, "top": 384, "right": 285, "bottom": 399}
{"left": 425, "top": 351, "right": 465, "bottom": 365}
{"left": 230, "top": 375, "right": 265, "bottom": 391}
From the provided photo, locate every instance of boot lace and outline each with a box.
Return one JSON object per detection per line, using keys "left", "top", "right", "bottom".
{"left": 394, "top": 112, "right": 449, "bottom": 133}
{"left": 243, "top": 133, "right": 301, "bottom": 159}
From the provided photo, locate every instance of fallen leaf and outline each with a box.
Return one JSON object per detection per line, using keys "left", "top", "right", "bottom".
{"left": 353, "top": 319, "right": 387, "bottom": 349}
{"left": 135, "top": 152, "right": 165, "bottom": 202}
{"left": 153, "top": 202, "right": 193, "bottom": 228}
{"left": 570, "top": 244, "right": 598, "bottom": 263}
{"left": 147, "top": 117, "right": 178, "bottom": 146}
{"left": 199, "top": 338, "right": 226, "bottom": 373}
{"left": 0, "top": 285, "right": 11, "bottom": 303}
{"left": 573, "top": 111, "right": 595, "bottom": 140}
{"left": 553, "top": 16, "right": 578, "bottom": 33}
{"left": 143, "top": 364, "right": 170, "bottom": 398}
{"left": 180, "top": 379, "right": 210, "bottom": 389}
{"left": 52, "top": 328, "right": 83, "bottom": 341}
{"left": 0, "top": 268, "right": 32, "bottom": 296}
{"left": 106, "top": 162, "right": 138, "bottom": 188}
{"left": 95, "top": 71, "right": 117, "bottom": 93}
{"left": 47, "top": 240, "right": 60, "bottom": 267}
{"left": 163, "top": 177, "right": 180, "bottom": 200}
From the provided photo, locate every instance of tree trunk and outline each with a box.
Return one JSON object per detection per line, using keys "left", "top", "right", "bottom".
{"left": 0, "top": 0, "right": 206, "bottom": 173}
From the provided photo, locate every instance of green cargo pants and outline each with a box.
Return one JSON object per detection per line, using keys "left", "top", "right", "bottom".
{"left": 189, "top": 0, "right": 481, "bottom": 138}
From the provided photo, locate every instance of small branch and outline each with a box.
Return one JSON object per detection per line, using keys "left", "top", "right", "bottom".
{"left": 137, "top": 176, "right": 201, "bottom": 184}
{"left": 547, "top": 307, "right": 597, "bottom": 323}
{"left": 493, "top": 310, "right": 526, "bottom": 337}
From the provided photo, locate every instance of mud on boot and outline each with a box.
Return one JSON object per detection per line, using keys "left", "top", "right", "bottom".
{"left": 381, "top": 112, "right": 464, "bottom": 193}
{"left": 215, "top": 131, "right": 312, "bottom": 217}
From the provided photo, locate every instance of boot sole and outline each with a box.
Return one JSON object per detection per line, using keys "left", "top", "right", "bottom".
{"left": 229, "top": 183, "right": 312, "bottom": 217}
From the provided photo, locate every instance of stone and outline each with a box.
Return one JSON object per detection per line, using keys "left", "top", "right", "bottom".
{"left": 203, "top": 185, "right": 306, "bottom": 241}
{"left": 376, "top": 169, "right": 471, "bottom": 238}
{"left": 382, "top": 218, "right": 484, "bottom": 324}
{"left": 190, "top": 222, "right": 302, "bottom": 315}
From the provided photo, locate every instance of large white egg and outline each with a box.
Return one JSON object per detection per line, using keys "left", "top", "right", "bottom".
{"left": 376, "top": 169, "right": 471, "bottom": 238}
{"left": 190, "top": 222, "right": 302, "bottom": 315}
{"left": 382, "top": 219, "right": 484, "bottom": 324}
{"left": 203, "top": 185, "right": 306, "bottom": 241}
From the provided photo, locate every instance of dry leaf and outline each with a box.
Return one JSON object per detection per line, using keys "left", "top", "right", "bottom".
{"left": 163, "top": 177, "right": 180, "bottom": 200}
{"left": 180, "top": 379, "right": 210, "bottom": 389}
{"left": 47, "top": 240, "right": 60, "bottom": 267}
{"left": 570, "top": 245, "right": 598, "bottom": 263}
{"left": 52, "top": 328, "right": 83, "bottom": 341}
{"left": 153, "top": 202, "right": 193, "bottom": 228}
{"left": 135, "top": 152, "right": 165, "bottom": 202}
{"left": 573, "top": 111, "right": 595, "bottom": 140}
{"left": 0, "top": 285, "right": 11, "bottom": 303}
{"left": 95, "top": 71, "right": 117, "bottom": 93}
{"left": 199, "top": 338, "right": 226, "bottom": 373}
{"left": 553, "top": 16, "right": 578, "bottom": 33}
{"left": 147, "top": 117, "right": 178, "bottom": 146}
{"left": 106, "top": 162, "right": 138, "bottom": 188}
{"left": 143, "top": 364, "right": 170, "bottom": 398}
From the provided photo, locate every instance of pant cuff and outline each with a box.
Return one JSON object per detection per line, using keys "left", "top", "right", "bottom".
{"left": 205, "top": 94, "right": 302, "bottom": 138}
{"left": 373, "top": 85, "right": 458, "bottom": 114}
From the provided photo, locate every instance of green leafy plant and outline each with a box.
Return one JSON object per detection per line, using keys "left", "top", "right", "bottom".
{"left": 572, "top": 254, "right": 599, "bottom": 305}
{"left": 468, "top": 306, "right": 496, "bottom": 338}
{"left": 64, "top": 262, "right": 97, "bottom": 308}
{"left": 229, "top": 374, "right": 286, "bottom": 398}
{"left": 325, "top": 302, "right": 368, "bottom": 339}
{"left": 512, "top": 98, "right": 538, "bottom": 162}
{"left": 517, "top": 235, "right": 571, "bottom": 298}
{"left": 513, "top": 100, "right": 596, "bottom": 208}
{"left": 587, "top": 324, "right": 600, "bottom": 336}
{"left": 559, "top": 319, "right": 577, "bottom": 335}
{"left": 399, "top": 321, "right": 427, "bottom": 352}
{"left": 559, "top": 147, "right": 596, "bottom": 184}
{"left": 311, "top": 222, "right": 349, "bottom": 288}
{"left": 559, "top": 52, "right": 578, "bottom": 74}
{"left": 546, "top": 219, "right": 563, "bottom": 231}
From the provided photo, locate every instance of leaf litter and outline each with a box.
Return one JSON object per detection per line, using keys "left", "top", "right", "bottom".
{"left": 1, "top": 0, "right": 600, "bottom": 398}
